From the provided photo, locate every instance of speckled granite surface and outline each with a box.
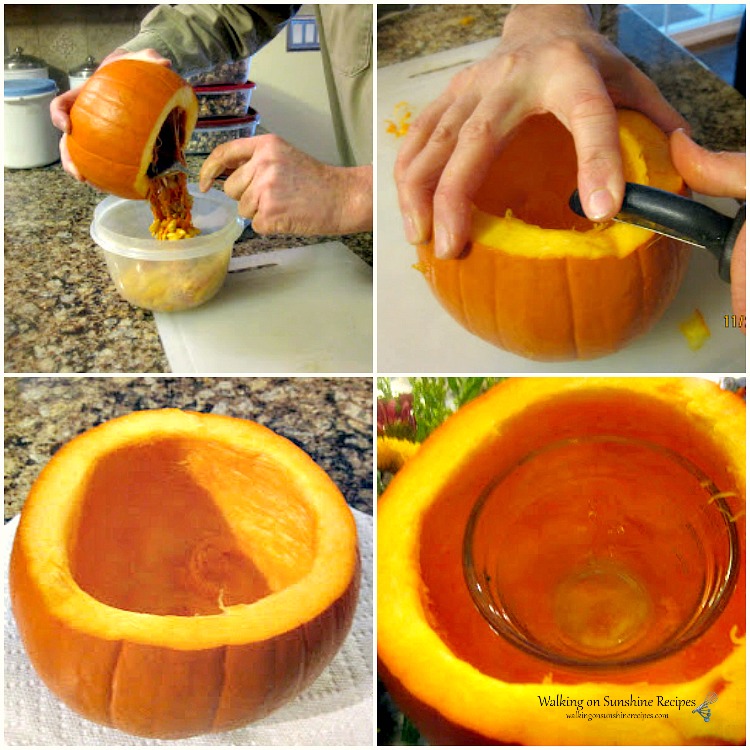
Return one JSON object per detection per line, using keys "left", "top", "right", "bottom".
{"left": 4, "top": 376, "right": 372, "bottom": 521}
{"left": 4, "top": 155, "right": 373, "bottom": 374}
{"left": 377, "top": 4, "right": 745, "bottom": 151}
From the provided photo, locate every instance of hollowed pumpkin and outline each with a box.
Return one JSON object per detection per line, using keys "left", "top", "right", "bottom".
{"left": 378, "top": 378, "right": 745, "bottom": 745}
{"left": 416, "top": 110, "right": 690, "bottom": 360}
{"left": 67, "top": 60, "right": 198, "bottom": 200}
{"left": 10, "top": 409, "right": 359, "bottom": 739}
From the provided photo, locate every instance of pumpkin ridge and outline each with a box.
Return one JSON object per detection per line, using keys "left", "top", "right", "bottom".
{"left": 210, "top": 644, "right": 228, "bottom": 731}
{"left": 635, "top": 239, "right": 647, "bottom": 332}
{"left": 491, "top": 251, "right": 504, "bottom": 348}
{"left": 107, "top": 639, "right": 124, "bottom": 729}
{"left": 563, "top": 255, "right": 580, "bottom": 358}
{"left": 455, "top": 256, "right": 468, "bottom": 332}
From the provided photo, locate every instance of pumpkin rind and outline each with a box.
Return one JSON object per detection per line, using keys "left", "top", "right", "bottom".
{"left": 67, "top": 60, "right": 198, "bottom": 200}
{"left": 10, "top": 409, "right": 359, "bottom": 739}
{"left": 416, "top": 110, "right": 691, "bottom": 360}
{"left": 378, "top": 378, "right": 745, "bottom": 745}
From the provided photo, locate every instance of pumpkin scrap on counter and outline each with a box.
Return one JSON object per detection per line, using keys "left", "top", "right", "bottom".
{"left": 385, "top": 101, "right": 412, "bottom": 138}
{"left": 378, "top": 378, "right": 746, "bottom": 745}
{"left": 67, "top": 59, "right": 201, "bottom": 241}
{"left": 679, "top": 308, "right": 711, "bottom": 350}
{"left": 416, "top": 109, "right": 691, "bottom": 361}
{"left": 10, "top": 409, "right": 360, "bottom": 739}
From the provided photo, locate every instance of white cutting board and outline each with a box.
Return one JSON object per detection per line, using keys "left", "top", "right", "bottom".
{"left": 377, "top": 41, "right": 746, "bottom": 373}
{"left": 155, "top": 242, "right": 372, "bottom": 373}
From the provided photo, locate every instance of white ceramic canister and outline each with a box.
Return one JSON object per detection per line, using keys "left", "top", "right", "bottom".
{"left": 4, "top": 79, "right": 60, "bottom": 169}
{"left": 68, "top": 55, "right": 99, "bottom": 89}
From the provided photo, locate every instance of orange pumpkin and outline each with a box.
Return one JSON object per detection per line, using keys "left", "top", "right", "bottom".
{"left": 67, "top": 60, "right": 198, "bottom": 199}
{"left": 378, "top": 378, "right": 745, "bottom": 745}
{"left": 10, "top": 409, "right": 359, "bottom": 739}
{"left": 416, "top": 110, "right": 690, "bottom": 360}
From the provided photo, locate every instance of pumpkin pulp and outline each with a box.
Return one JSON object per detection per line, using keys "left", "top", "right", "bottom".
{"left": 146, "top": 107, "right": 200, "bottom": 241}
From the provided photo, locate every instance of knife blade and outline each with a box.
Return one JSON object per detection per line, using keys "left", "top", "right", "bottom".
{"left": 569, "top": 183, "right": 745, "bottom": 283}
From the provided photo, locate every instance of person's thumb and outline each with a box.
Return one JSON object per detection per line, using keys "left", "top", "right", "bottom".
{"left": 669, "top": 129, "right": 745, "bottom": 199}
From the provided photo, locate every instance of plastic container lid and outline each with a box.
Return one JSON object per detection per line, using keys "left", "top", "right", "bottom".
{"left": 4, "top": 78, "right": 57, "bottom": 98}
{"left": 192, "top": 82, "right": 256, "bottom": 93}
{"left": 194, "top": 110, "right": 260, "bottom": 129}
{"left": 90, "top": 185, "right": 244, "bottom": 261}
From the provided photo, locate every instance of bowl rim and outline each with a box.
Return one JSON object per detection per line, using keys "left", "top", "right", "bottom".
{"left": 90, "top": 185, "right": 245, "bottom": 261}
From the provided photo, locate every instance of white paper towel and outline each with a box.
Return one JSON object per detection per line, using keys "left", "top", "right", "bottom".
{"left": 3, "top": 509, "right": 373, "bottom": 746}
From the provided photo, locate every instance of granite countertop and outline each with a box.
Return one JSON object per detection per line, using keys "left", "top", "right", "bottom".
{"left": 376, "top": 5, "right": 745, "bottom": 745}
{"left": 4, "top": 154, "right": 373, "bottom": 374}
{"left": 4, "top": 376, "right": 372, "bottom": 521}
{"left": 378, "top": 4, "right": 745, "bottom": 151}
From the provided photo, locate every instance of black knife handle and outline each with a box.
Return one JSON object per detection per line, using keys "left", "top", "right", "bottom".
{"left": 569, "top": 183, "right": 745, "bottom": 283}
{"left": 721, "top": 202, "right": 745, "bottom": 283}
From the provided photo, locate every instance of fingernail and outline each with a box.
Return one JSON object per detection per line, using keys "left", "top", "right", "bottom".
{"left": 587, "top": 188, "right": 616, "bottom": 221}
{"left": 434, "top": 224, "right": 454, "bottom": 259}
{"left": 402, "top": 213, "right": 419, "bottom": 244}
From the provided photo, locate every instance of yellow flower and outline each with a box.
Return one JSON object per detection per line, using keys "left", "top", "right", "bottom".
{"left": 377, "top": 436, "right": 420, "bottom": 474}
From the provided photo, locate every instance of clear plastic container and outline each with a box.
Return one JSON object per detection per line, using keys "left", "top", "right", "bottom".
{"left": 186, "top": 110, "right": 260, "bottom": 154}
{"left": 194, "top": 82, "right": 255, "bottom": 118}
{"left": 186, "top": 58, "right": 251, "bottom": 86}
{"left": 90, "top": 186, "right": 244, "bottom": 312}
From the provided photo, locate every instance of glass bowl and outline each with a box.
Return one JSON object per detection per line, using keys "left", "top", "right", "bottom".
{"left": 463, "top": 435, "right": 739, "bottom": 668}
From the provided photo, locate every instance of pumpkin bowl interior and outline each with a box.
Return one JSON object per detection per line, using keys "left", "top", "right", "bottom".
{"left": 378, "top": 378, "right": 745, "bottom": 745}
{"left": 68, "top": 60, "right": 198, "bottom": 199}
{"left": 416, "top": 110, "right": 690, "bottom": 361}
{"left": 10, "top": 409, "right": 359, "bottom": 739}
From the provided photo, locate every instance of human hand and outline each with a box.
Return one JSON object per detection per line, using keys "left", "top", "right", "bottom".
{"left": 199, "top": 134, "right": 373, "bottom": 235}
{"left": 396, "top": 4, "right": 687, "bottom": 259}
{"left": 670, "top": 129, "right": 746, "bottom": 327}
{"left": 51, "top": 48, "right": 171, "bottom": 181}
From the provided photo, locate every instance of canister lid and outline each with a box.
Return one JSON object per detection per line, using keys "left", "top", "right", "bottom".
{"left": 4, "top": 78, "right": 57, "bottom": 98}
{"left": 68, "top": 55, "right": 99, "bottom": 78}
{"left": 4, "top": 47, "right": 47, "bottom": 72}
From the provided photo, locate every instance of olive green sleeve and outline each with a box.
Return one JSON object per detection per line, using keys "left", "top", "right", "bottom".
{"left": 120, "top": 4, "right": 301, "bottom": 77}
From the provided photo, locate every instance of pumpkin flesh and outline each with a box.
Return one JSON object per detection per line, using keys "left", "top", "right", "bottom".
{"left": 378, "top": 378, "right": 745, "bottom": 745}
{"left": 11, "top": 410, "right": 359, "bottom": 738}
{"left": 416, "top": 111, "right": 690, "bottom": 360}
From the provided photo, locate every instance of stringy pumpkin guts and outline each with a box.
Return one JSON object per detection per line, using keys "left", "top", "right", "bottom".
{"left": 147, "top": 110, "right": 200, "bottom": 241}
{"left": 147, "top": 172, "right": 200, "bottom": 240}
